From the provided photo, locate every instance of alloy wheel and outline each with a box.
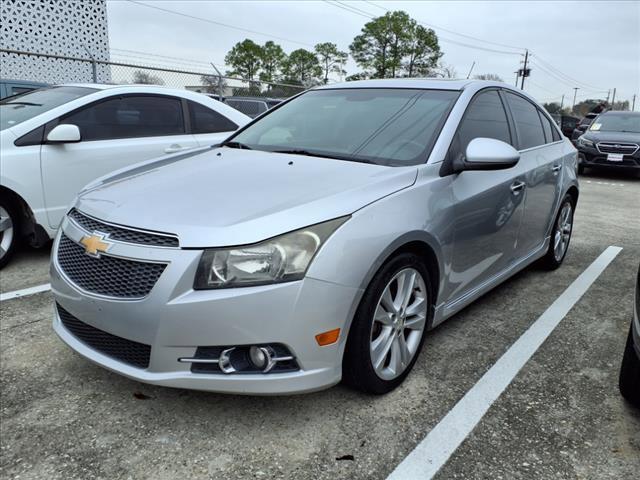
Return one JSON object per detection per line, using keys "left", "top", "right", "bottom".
{"left": 553, "top": 202, "right": 572, "bottom": 262}
{"left": 0, "top": 206, "right": 14, "bottom": 261}
{"left": 369, "top": 268, "right": 427, "bottom": 381}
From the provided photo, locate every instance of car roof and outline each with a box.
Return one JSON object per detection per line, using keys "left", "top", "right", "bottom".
{"left": 599, "top": 110, "right": 639, "bottom": 116}
{"left": 314, "top": 78, "right": 487, "bottom": 91}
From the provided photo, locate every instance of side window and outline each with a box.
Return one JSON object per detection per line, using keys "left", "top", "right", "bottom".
{"left": 60, "top": 95, "right": 185, "bottom": 141}
{"left": 450, "top": 90, "right": 512, "bottom": 160}
{"left": 539, "top": 110, "right": 553, "bottom": 143}
{"left": 504, "top": 92, "right": 546, "bottom": 150}
{"left": 188, "top": 100, "right": 238, "bottom": 134}
{"left": 550, "top": 118, "right": 561, "bottom": 141}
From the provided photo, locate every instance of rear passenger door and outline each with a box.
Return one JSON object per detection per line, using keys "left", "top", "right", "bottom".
{"left": 187, "top": 100, "right": 239, "bottom": 146}
{"left": 503, "top": 91, "right": 562, "bottom": 258}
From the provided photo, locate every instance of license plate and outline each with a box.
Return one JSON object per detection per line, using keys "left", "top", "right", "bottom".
{"left": 607, "top": 153, "right": 624, "bottom": 162}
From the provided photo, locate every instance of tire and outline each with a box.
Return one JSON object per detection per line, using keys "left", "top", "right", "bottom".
{"left": 0, "top": 198, "right": 19, "bottom": 269}
{"left": 619, "top": 324, "right": 640, "bottom": 408}
{"left": 342, "top": 253, "right": 432, "bottom": 394}
{"left": 541, "top": 194, "right": 574, "bottom": 270}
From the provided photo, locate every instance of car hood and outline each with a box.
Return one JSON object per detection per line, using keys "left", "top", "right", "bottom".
{"left": 75, "top": 147, "right": 418, "bottom": 247}
{"left": 582, "top": 130, "right": 640, "bottom": 143}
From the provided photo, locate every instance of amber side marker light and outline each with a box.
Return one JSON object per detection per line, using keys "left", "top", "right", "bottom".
{"left": 315, "top": 328, "right": 340, "bottom": 346}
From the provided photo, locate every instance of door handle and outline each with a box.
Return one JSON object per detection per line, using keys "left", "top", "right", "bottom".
{"left": 510, "top": 181, "right": 526, "bottom": 194}
{"left": 551, "top": 164, "right": 561, "bottom": 173}
{"left": 164, "top": 144, "right": 192, "bottom": 154}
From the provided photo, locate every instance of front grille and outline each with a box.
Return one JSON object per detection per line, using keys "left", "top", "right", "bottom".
{"left": 69, "top": 209, "right": 179, "bottom": 247}
{"left": 57, "top": 234, "right": 166, "bottom": 299}
{"left": 57, "top": 304, "right": 151, "bottom": 368}
{"left": 596, "top": 142, "right": 639, "bottom": 155}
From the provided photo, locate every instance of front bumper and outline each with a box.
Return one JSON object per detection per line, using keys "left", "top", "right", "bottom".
{"left": 51, "top": 217, "right": 362, "bottom": 395}
{"left": 577, "top": 147, "right": 640, "bottom": 170}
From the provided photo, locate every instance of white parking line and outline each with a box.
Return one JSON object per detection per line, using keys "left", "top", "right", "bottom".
{"left": 584, "top": 180, "right": 625, "bottom": 187}
{"left": 387, "top": 245, "right": 622, "bottom": 480}
{"left": 0, "top": 283, "right": 51, "bottom": 302}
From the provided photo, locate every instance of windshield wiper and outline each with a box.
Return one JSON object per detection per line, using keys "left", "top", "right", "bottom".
{"left": 0, "top": 101, "right": 42, "bottom": 107}
{"left": 273, "top": 148, "right": 375, "bottom": 164}
{"left": 220, "top": 141, "right": 252, "bottom": 150}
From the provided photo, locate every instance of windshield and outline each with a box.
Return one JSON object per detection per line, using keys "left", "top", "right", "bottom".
{"left": 229, "top": 88, "right": 459, "bottom": 166}
{"left": 0, "top": 86, "right": 98, "bottom": 130}
{"left": 590, "top": 113, "right": 640, "bottom": 133}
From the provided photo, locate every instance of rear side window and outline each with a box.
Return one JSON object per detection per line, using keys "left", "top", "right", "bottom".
{"left": 188, "top": 100, "right": 237, "bottom": 134}
{"left": 449, "top": 90, "right": 512, "bottom": 159}
{"left": 505, "top": 92, "right": 546, "bottom": 150}
{"left": 539, "top": 111, "right": 553, "bottom": 143}
{"left": 59, "top": 95, "right": 185, "bottom": 141}
{"left": 225, "top": 99, "right": 268, "bottom": 117}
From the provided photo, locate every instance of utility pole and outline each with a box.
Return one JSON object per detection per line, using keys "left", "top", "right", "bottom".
{"left": 605, "top": 89, "right": 610, "bottom": 103}
{"left": 466, "top": 61, "right": 476, "bottom": 79}
{"left": 560, "top": 94, "right": 564, "bottom": 111}
{"left": 633, "top": 94, "right": 637, "bottom": 112}
{"left": 572, "top": 87, "right": 579, "bottom": 113}
{"left": 610, "top": 88, "right": 616, "bottom": 110}
{"left": 520, "top": 49, "right": 529, "bottom": 90}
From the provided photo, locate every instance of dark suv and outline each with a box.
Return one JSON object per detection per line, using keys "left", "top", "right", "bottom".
{"left": 575, "top": 111, "right": 640, "bottom": 174}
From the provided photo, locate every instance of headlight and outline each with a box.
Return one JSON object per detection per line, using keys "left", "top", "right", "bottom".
{"left": 194, "top": 217, "right": 349, "bottom": 289}
{"left": 578, "top": 137, "right": 594, "bottom": 148}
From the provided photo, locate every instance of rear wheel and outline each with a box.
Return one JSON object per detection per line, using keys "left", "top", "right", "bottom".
{"left": 619, "top": 324, "right": 640, "bottom": 408}
{"left": 0, "top": 199, "right": 19, "bottom": 269}
{"left": 343, "top": 253, "right": 431, "bottom": 394}
{"left": 541, "top": 194, "right": 574, "bottom": 270}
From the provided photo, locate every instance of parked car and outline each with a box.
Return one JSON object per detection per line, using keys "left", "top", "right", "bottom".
{"left": 0, "top": 78, "right": 49, "bottom": 99}
{"left": 575, "top": 111, "right": 640, "bottom": 174}
{"left": 224, "top": 96, "right": 283, "bottom": 118}
{"left": 50, "top": 79, "right": 578, "bottom": 395}
{"left": 0, "top": 84, "right": 249, "bottom": 267}
{"left": 619, "top": 264, "right": 640, "bottom": 408}
{"left": 551, "top": 113, "right": 580, "bottom": 139}
{"left": 571, "top": 112, "right": 599, "bottom": 143}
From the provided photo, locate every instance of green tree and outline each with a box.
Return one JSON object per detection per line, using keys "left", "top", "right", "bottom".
{"left": 403, "top": 24, "right": 441, "bottom": 77}
{"left": 132, "top": 70, "right": 164, "bottom": 85}
{"left": 474, "top": 73, "right": 504, "bottom": 81}
{"left": 315, "top": 42, "right": 348, "bottom": 83}
{"left": 283, "top": 49, "right": 321, "bottom": 86}
{"left": 349, "top": 11, "right": 441, "bottom": 78}
{"left": 543, "top": 102, "right": 562, "bottom": 114}
{"left": 225, "top": 39, "right": 262, "bottom": 80}
{"left": 259, "top": 41, "right": 286, "bottom": 83}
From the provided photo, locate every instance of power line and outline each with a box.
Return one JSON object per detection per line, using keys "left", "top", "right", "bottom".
{"left": 362, "top": 0, "right": 526, "bottom": 51}
{"left": 323, "top": 0, "right": 521, "bottom": 55}
{"left": 530, "top": 53, "right": 606, "bottom": 91}
{"left": 125, "top": 0, "right": 314, "bottom": 48}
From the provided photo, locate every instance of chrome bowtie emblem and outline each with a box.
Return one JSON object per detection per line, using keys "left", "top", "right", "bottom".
{"left": 79, "top": 232, "right": 112, "bottom": 258}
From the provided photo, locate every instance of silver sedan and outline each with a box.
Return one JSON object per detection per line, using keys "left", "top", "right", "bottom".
{"left": 50, "top": 79, "right": 579, "bottom": 395}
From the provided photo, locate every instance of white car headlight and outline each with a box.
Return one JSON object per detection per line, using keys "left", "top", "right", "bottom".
{"left": 194, "top": 217, "right": 349, "bottom": 289}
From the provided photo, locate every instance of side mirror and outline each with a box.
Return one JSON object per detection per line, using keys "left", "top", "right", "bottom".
{"left": 457, "top": 137, "right": 520, "bottom": 171}
{"left": 46, "top": 124, "right": 81, "bottom": 143}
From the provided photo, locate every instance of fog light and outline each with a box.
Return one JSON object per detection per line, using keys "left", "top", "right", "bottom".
{"left": 249, "top": 345, "right": 269, "bottom": 369}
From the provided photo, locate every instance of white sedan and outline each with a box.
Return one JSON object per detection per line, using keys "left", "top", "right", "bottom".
{"left": 0, "top": 84, "right": 250, "bottom": 267}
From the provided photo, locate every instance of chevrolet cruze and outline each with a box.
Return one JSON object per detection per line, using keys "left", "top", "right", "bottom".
{"left": 51, "top": 79, "right": 579, "bottom": 395}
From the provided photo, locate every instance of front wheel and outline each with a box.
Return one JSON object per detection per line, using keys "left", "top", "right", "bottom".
{"left": 541, "top": 194, "right": 574, "bottom": 270}
{"left": 619, "top": 324, "right": 640, "bottom": 408}
{"left": 342, "top": 253, "right": 432, "bottom": 394}
{"left": 0, "top": 200, "right": 19, "bottom": 269}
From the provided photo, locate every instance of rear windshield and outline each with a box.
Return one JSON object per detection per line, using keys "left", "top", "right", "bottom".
{"left": 590, "top": 113, "right": 640, "bottom": 133}
{"left": 0, "top": 86, "right": 98, "bottom": 130}
{"left": 229, "top": 88, "right": 460, "bottom": 166}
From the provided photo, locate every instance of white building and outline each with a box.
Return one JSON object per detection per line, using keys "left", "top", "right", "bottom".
{"left": 0, "top": 0, "right": 111, "bottom": 83}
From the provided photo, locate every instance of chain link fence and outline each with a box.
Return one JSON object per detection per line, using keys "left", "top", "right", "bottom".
{"left": 0, "top": 48, "right": 306, "bottom": 100}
